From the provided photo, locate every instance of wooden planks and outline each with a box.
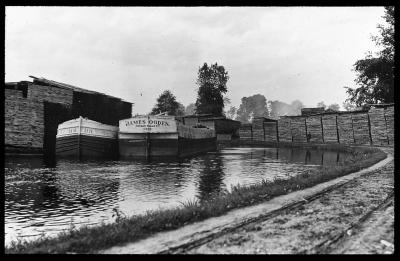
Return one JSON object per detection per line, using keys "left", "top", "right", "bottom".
{"left": 239, "top": 124, "right": 252, "bottom": 140}
{"left": 337, "top": 113, "right": 354, "bottom": 144}
{"left": 322, "top": 114, "right": 338, "bottom": 143}
{"left": 306, "top": 115, "right": 323, "bottom": 143}
{"left": 290, "top": 117, "right": 307, "bottom": 143}
{"left": 278, "top": 118, "right": 292, "bottom": 142}
{"left": 369, "top": 107, "right": 388, "bottom": 145}
{"left": 252, "top": 118, "right": 265, "bottom": 141}
{"left": 351, "top": 112, "right": 371, "bottom": 145}
{"left": 384, "top": 106, "right": 394, "bottom": 145}
{"left": 263, "top": 122, "right": 278, "bottom": 142}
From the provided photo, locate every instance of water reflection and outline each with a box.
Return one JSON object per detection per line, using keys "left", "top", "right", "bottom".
{"left": 5, "top": 146, "right": 351, "bottom": 245}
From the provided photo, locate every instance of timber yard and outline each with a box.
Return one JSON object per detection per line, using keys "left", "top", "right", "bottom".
{"left": 5, "top": 6, "right": 395, "bottom": 255}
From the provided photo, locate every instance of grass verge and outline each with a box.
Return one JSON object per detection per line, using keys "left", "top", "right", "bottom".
{"left": 5, "top": 145, "right": 387, "bottom": 254}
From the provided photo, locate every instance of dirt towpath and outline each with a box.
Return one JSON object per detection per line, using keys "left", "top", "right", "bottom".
{"left": 100, "top": 147, "right": 394, "bottom": 254}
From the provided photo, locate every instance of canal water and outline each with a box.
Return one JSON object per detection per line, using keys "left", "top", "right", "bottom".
{"left": 5, "top": 146, "right": 351, "bottom": 245}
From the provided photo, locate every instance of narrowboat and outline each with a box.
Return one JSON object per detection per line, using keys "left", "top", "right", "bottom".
{"left": 118, "top": 115, "right": 216, "bottom": 159}
{"left": 56, "top": 116, "right": 119, "bottom": 158}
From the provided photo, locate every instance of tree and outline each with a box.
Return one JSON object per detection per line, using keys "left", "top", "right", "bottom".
{"left": 290, "top": 100, "right": 304, "bottom": 115}
{"left": 344, "top": 6, "right": 394, "bottom": 106}
{"left": 269, "top": 100, "right": 304, "bottom": 118}
{"left": 316, "top": 101, "right": 327, "bottom": 109}
{"left": 342, "top": 101, "right": 356, "bottom": 111}
{"left": 327, "top": 103, "right": 340, "bottom": 111}
{"left": 195, "top": 62, "right": 229, "bottom": 116}
{"left": 176, "top": 102, "right": 185, "bottom": 116}
{"left": 226, "top": 106, "right": 237, "bottom": 120}
{"left": 185, "top": 103, "right": 196, "bottom": 115}
{"left": 236, "top": 94, "right": 269, "bottom": 123}
{"left": 150, "top": 90, "right": 181, "bottom": 116}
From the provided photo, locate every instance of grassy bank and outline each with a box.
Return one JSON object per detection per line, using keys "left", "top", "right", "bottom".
{"left": 6, "top": 145, "right": 387, "bottom": 254}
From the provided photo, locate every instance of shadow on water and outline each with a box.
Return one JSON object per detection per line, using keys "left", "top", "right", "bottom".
{"left": 196, "top": 154, "right": 226, "bottom": 202}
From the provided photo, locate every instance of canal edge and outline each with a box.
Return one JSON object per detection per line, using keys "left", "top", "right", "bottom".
{"left": 99, "top": 148, "right": 393, "bottom": 254}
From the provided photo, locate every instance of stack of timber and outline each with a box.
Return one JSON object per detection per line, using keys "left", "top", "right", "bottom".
{"left": 252, "top": 118, "right": 266, "bottom": 141}
{"left": 239, "top": 123, "right": 252, "bottom": 140}
{"left": 369, "top": 107, "right": 388, "bottom": 145}
{"left": 263, "top": 122, "right": 278, "bottom": 142}
{"left": 306, "top": 115, "right": 323, "bottom": 143}
{"left": 384, "top": 106, "right": 394, "bottom": 145}
{"left": 277, "top": 117, "right": 292, "bottom": 142}
{"left": 351, "top": 112, "right": 371, "bottom": 145}
{"left": 290, "top": 117, "right": 307, "bottom": 143}
{"left": 301, "top": 107, "right": 325, "bottom": 116}
{"left": 337, "top": 113, "right": 354, "bottom": 144}
{"left": 321, "top": 114, "right": 338, "bottom": 143}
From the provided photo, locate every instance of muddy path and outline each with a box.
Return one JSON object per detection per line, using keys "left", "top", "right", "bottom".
{"left": 182, "top": 149, "right": 394, "bottom": 254}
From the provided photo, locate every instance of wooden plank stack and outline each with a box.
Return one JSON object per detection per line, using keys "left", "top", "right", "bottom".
{"left": 239, "top": 124, "right": 252, "bottom": 140}
{"left": 351, "top": 112, "right": 371, "bottom": 145}
{"left": 306, "top": 115, "right": 323, "bottom": 143}
{"left": 290, "top": 117, "right": 307, "bottom": 143}
{"left": 369, "top": 107, "right": 388, "bottom": 145}
{"left": 263, "top": 122, "right": 278, "bottom": 142}
{"left": 321, "top": 114, "right": 338, "bottom": 143}
{"left": 384, "top": 106, "right": 394, "bottom": 145}
{"left": 277, "top": 117, "right": 292, "bottom": 142}
{"left": 337, "top": 113, "right": 354, "bottom": 144}
{"left": 252, "top": 118, "right": 265, "bottom": 141}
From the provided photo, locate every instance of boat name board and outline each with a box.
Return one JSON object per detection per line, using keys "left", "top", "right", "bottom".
{"left": 57, "top": 126, "right": 117, "bottom": 139}
{"left": 119, "top": 116, "right": 177, "bottom": 133}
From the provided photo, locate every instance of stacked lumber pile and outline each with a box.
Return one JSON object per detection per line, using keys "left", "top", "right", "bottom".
{"left": 252, "top": 118, "right": 265, "bottom": 141}
{"left": 178, "top": 124, "right": 215, "bottom": 139}
{"left": 5, "top": 95, "right": 44, "bottom": 148}
{"left": 351, "top": 112, "right": 371, "bottom": 145}
{"left": 239, "top": 124, "right": 252, "bottom": 140}
{"left": 301, "top": 107, "right": 325, "bottom": 116}
{"left": 369, "top": 107, "right": 388, "bottom": 145}
{"left": 264, "top": 122, "right": 278, "bottom": 142}
{"left": 321, "top": 114, "right": 338, "bottom": 143}
{"left": 337, "top": 113, "right": 354, "bottom": 144}
{"left": 277, "top": 117, "right": 292, "bottom": 142}
{"left": 384, "top": 106, "right": 394, "bottom": 145}
{"left": 290, "top": 117, "right": 307, "bottom": 143}
{"left": 306, "top": 115, "right": 323, "bottom": 143}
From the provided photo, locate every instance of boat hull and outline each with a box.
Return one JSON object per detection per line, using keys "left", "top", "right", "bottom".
{"left": 56, "top": 135, "right": 118, "bottom": 159}
{"left": 118, "top": 133, "right": 216, "bottom": 159}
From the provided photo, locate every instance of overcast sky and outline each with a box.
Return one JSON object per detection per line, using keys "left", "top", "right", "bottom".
{"left": 5, "top": 6, "right": 385, "bottom": 114}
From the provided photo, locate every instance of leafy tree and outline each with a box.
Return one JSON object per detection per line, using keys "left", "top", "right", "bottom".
{"left": 151, "top": 90, "right": 182, "bottom": 116}
{"left": 342, "top": 101, "right": 357, "bottom": 111}
{"left": 176, "top": 102, "right": 185, "bottom": 116}
{"left": 236, "top": 94, "right": 269, "bottom": 123}
{"left": 226, "top": 106, "right": 237, "bottom": 120}
{"left": 345, "top": 6, "right": 394, "bottom": 106}
{"left": 327, "top": 103, "right": 340, "bottom": 111}
{"left": 269, "top": 100, "right": 304, "bottom": 118}
{"left": 195, "top": 62, "right": 229, "bottom": 116}
{"left": 316, "top": 101, "right": 327, "bottom": 109}
{"left": 290, "top": 100, "right": 304, "bottom": 115}
{"left": 185, "top": 103, "right": 196, "bottom": 115}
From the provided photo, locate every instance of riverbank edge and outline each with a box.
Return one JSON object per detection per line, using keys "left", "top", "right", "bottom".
{"left": 102, "top": 148, "right": 394, "bottom": 254}
{"left": 5, "top": 144, "right": 387, "bottom": 254}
